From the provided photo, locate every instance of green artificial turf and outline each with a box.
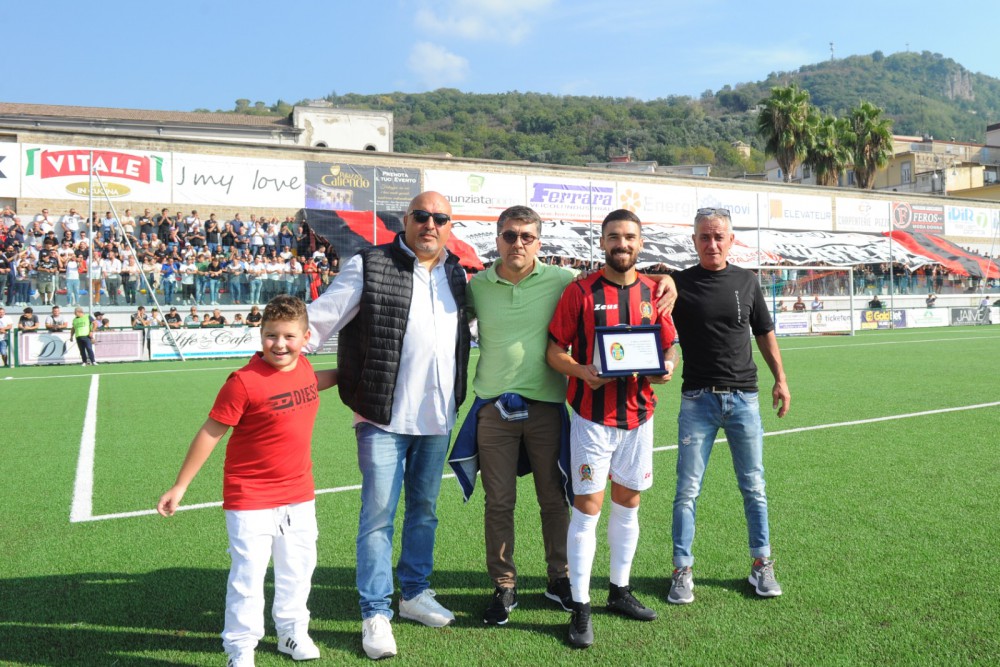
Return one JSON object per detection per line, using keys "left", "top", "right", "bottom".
{"left": 1, "top": 326, "right": 998, "bottom": 665}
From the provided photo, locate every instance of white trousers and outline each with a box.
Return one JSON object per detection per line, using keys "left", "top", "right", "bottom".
{"left": 222, "top": 500, "right": 318, "bottom": 654}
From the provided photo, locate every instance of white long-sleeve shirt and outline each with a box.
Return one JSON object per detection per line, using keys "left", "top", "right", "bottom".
{"left": 307, "top": 238, "right": 460, "bottom": 436}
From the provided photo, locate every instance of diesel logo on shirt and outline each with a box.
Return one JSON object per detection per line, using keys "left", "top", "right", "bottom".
{"left": 268, "top": 383, "right": 319, "bottom": 411}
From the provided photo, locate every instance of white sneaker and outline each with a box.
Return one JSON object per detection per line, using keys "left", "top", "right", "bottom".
{"left": 361, "top": 615, "right": 397, "bottom": 660}
{"left": 226, "top": 650, "right": 255, "bottom": 667}
{"left": 277, "top": 631, "right": 320, "bottom": 660}
{"left": 398, "top": 589, "right": 455, "bottom": 627}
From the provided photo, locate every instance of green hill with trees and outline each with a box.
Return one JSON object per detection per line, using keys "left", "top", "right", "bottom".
{"left": 211, "top": 51, "right": 1000, "bottom": 178}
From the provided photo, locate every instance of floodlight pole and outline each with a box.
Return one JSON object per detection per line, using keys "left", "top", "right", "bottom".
{"left": 372, "top": 170, "right": 378, "bottom": 246}
{"left": 588, "top": 180, "right": 595, "bottom": 269}
{"left": 888, "top": 228, "right": 895, "bottom": 328}
{"left": 87, "top": 154, "right": 95, "bottom": 322}
{"left": 983, "top": 214, "right": 999, "bottom": 297}
{"left": 88, "top": 163, "right": 187, "bottom": 361}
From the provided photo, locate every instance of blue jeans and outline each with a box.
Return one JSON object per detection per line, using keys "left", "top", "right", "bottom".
{"left": 229, "top": 278, "right": 242, "bottom": 303}
{"left": 249, "top": 279, "right": 262, "bottom": 304}
{"left": 66, "top": 278, "right": 80, "bottom": 305}
{"left": 672, "top": 389, "right": 770, "bottom": 567}
{"left": 163, "top": 279, "right": 175, "bottom": 305}
{"left": 354, "top": 422, "right": 451, "bottom": 620}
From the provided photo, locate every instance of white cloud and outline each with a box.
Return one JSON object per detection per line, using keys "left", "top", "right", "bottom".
{"left": 414, "top": 0, "right": 554, "bottom": 42}
{"left": 408, "top": 42, "right": 470, "bottom": 89}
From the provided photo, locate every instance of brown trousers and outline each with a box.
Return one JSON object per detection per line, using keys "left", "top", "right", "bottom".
{"left": 477, "top": 401, "right": 570, "bottom": 588}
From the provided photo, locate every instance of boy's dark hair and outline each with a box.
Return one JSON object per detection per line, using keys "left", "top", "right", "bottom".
{"left": 601, "top": 208, "right": 642, "bottom": 231}
{"left": 262, "top": 295, "right": 308, "bottom": 329}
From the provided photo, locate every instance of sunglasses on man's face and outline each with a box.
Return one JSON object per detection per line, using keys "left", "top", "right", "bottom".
{"left": 499, "top": 231, "right": 538, "bottom": 245}
{"left": 409, "top": 209, "right": 451, "bottom": 226}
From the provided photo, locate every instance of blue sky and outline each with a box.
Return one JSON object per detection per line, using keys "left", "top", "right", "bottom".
{"left": 5, "top": 0, "right": 999, "bottom": 112}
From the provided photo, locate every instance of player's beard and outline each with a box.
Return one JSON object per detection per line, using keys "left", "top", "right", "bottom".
{"left": 605, "top": 249, "right": 636, "bottom": 273}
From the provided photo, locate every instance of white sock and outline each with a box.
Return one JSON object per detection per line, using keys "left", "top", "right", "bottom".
{"left": 567, "top": 506, "right": 600, "bottom": 604}
{"left": 608, "top": 502, "right": 640, "bottom": 588}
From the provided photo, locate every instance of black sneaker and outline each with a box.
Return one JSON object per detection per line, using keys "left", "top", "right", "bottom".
{"left": 567, "top": 601, "right": 593, "bottom": 648}
{"left": 483, "top": 586, "right": 518, "bottom": 625}
{"left": 607, "top": 584, "right": 658, "bottom": 621}
{"left": 544, "top": 576, "right": 573, "bottom": 611}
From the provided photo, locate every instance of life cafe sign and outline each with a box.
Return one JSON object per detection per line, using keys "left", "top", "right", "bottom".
{"left": 150, "top": 327, "right": 261, "bottom": 360}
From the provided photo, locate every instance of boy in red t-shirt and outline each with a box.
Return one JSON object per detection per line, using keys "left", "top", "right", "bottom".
{"left": 158, "top": 295, "right": 337, "bottom": 667}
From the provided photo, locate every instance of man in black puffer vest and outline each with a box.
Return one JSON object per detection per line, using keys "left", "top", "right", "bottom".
{"left": 307, "top": 191, "right": 469, "bottom": 660}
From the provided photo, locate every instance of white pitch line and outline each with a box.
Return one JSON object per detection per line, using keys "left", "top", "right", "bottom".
{"left": 780, "top": 333, "right": 1000, "bottom": 351}
{"left": 75, "top": 400, "right": 1000, "bottom": 523}
{"left": 69, "top": 374, "right": 100, "bottom": 523}
{"left": 652, "top": 400, "right": 1000, "bottom": 452}
{"left": 83, "top": 475, "right": 457, "bottom": 522}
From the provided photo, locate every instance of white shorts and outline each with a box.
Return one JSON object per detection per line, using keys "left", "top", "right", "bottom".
{"left": 569, "top": 411, "right": 654, "bottom": 495}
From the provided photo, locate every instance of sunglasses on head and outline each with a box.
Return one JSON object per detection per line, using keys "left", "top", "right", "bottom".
{"left": 499, "top": 230, "right": 538, "bottom": 245}
{"left": 696, "top": 207, "right": 732, "bottom": 218}
{"left": 409, "top": 209, "right": 451, "bottom": 226}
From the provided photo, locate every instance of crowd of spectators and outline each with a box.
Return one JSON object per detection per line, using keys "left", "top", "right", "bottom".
{"left": 756, "top": 261, "right": 998, "bottom": 299}
{"left": 532, "top": 256, "right": 998, "bottom": 299}
{"left": 2, "top": 204, "right": 997, "bottom": 311}
{"left": 0, "top": 205, "right": 340, "bottom": 309}
{"left": 125, "top": 304, "right": 265, "bottom": 329}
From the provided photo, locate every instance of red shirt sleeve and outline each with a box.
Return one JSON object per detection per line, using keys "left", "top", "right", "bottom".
{"left": 548, "top": 282, "right": 583, "bottom": 349}
{"left": 658, "top": 310, "right": 677, "bottom": 352}
{"left": 209, "top": 373, "right": 250, "bottom": 427}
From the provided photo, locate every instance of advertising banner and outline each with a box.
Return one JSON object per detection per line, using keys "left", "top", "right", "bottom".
{"left": 835, "top": 197, "right": 891, "bottom": 233}
{"left": 21, "top": 144, "right": 171, "bottom": 203}
{"left": 809, "top": 310, "right": 852, "bottom": 333}
{"left": 423, "top": 170, "right": 525, "bottom": 219}
{"left": 753, "top": 229, "right": 929, "bottom": 267}
{"left": 0, "top": 143, "right": 20, "bottom": 198}
{"left": 448, "top": 220, "right": 778, "bottom": 269}
{"left": 696, "top": 187, "right": 760, "bottom": 229}
{"left": 150, "top": 326, "right": 261, "bottom": 360}
{"left": 944, "top": 205, "right": 1000, "bottom": 239}
{"left": 17, "top": 330, "right": 146, "bottom": 365}
{"left": 763, "top": 193, "right": 833, "bottom": 231}
{"left": 305, "top": 162, "right": 374, "bottom": 211}
{"left": 906, "top": 308, "right": 950, "bottom": 328}
{"left": 774, "top": 312, "right": 810, "bottom": 336}
{"left": 375, "top": 167, "right": 422, "bottom": 211}
{"left": 891, "top": 202, "right": 944, "bottom": 234}
{"left": 527, "top": 176, "right": 616, "bottom": 222}
{"left": 858, "top": 309, "right": 906, "bottom": 330}
{"left": 949, "top": 307, "right": 992, "bottom": 326}
{"left": 615, "top": 181, "right": 696, "bottom": 225}
{"left": 173, "top": 153, "right": 304, "bottom": 208}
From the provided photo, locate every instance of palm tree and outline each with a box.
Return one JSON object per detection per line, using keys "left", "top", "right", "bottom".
{"left": 845, "top": 101, "right": 894, "bottom": 189}
{"left": 806, "top": 115, "right": 852, "bottom": 186}
{"left": 756, "top": 84, "right": 816, "bottom": 183}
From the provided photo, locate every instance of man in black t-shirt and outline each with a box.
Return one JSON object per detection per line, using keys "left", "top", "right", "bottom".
{"left": 165, "top": 306, "right": 182, "bottom": 329}
{"left": 667, "top": 207, "right": 790, "bottom": 606}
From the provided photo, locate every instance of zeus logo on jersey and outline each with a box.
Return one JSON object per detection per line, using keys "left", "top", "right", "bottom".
{"left": 268, "top": 384, "right": 319, "bottom": 411}
{"left": 593, "top": 304, "right": 618, "bottom": 311}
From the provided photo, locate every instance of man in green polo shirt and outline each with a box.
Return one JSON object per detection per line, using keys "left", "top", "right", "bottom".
{"left": 454, "top": 205, "right": 676, "bottom": 627}
{"left": 457, "top": 205, "right": 576, "bottom": 626}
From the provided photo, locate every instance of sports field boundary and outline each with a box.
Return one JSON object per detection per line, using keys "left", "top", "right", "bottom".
{"left": 70, "top": 398, "right": 1000, "bottom": 524}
